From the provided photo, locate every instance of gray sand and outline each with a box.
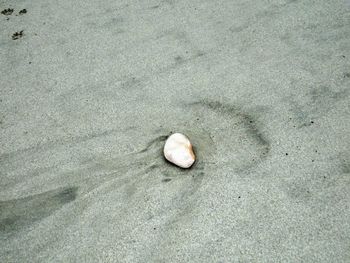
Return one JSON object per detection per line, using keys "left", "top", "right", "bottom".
{"left": 1, "top": 0, "right": 350, "bottom": 262}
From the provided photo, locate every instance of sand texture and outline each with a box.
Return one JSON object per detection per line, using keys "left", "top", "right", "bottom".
{"left": 1, "top": 0, "right": 350, "bottom": 262}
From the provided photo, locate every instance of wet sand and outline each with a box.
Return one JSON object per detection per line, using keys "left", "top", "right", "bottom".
{"left": 1, "top": 0, "right": 350, "bottom": 262}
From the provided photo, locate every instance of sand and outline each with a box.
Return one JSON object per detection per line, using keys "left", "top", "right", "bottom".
{"left": 1, "top": 0, "right": 350, "bottom": 262}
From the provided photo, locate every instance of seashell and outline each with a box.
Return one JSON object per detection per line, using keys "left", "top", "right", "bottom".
{"left": 163, "top": 133, "right": 195, "bottom": 168}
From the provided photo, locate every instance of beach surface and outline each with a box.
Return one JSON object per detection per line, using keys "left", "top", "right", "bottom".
{"left": 1, "top": 0, "right": 350, "bottom": 262}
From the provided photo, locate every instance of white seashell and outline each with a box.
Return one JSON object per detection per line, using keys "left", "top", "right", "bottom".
{"left": 163, "top": 133, "right": 195, "bottom": 168}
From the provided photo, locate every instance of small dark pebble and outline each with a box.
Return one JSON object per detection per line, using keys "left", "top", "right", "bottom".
{"left": 312, "top": 160, "right": 315, "bottom": 162}
{"left": 310, "top": 121, "right": 314, "bottom": 124}
{"left": 238, "top": 196, "right": 241, "bottom": 199}
{"left": 1, "top": 8, "right": 14, "bottom": 15}
{"left": 29, "top": 61, "right": 32, "bottom": 64}
{"left": 19, "top": 9, "right": 27, "bottom": 15}
{"left": 12, "top": 30, "right": 24, "bottom": 40}
{"left": 285, "top": 153, "right": 288, "bottom": 156}
{"left": 342, "top": 55, "right": 346, "bottom": 58}
{"left": 162, "top": 178, "right": 171, "bottom": 183}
